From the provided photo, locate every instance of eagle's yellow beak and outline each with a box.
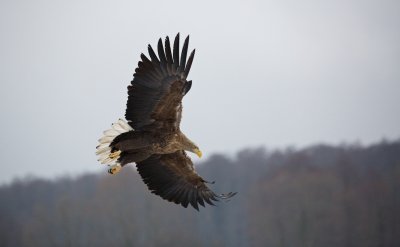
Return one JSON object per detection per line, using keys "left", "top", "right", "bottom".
{"left": 193, "top": 148, "right": 202, "bottom": 158}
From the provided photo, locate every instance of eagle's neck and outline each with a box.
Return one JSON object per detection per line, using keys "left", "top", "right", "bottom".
{"left": 176, "top": 132, "right": 194, "bottom": 149}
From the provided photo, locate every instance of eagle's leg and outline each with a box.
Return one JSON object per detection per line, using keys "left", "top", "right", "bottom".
{"left": 109, "top": 150, "right": 121, "bottom": 159}
{"left": 107, "top": 150, "right": 123, "bottom": 175}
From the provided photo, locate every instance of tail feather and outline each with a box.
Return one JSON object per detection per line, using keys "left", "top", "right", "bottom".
{"left": 95, "top": 146, "right": 111, "bottom": 156}
{"left": 103, "top": 129, "right": 120, "bottom": 136}
{"left": 97, "top": 151, "right": 110, "bottom": 161}
{"left": 117, "top": 119, "right": 132, "bottom": 130}
{"left": 96, "top": 143, "right": 109, "bottom": 150}
{"left": 96, "top": 118, "right": 133, "bottom": 166}
{"left": 111, "top": 122, "right": 125, "bottom": 132}
{"left": 98, "top": 136, "right": 114, "bottom": 144}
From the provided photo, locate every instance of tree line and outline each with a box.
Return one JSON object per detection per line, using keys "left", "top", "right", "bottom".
{"left": 0, "top": 140, "right": 399, "bottom": 247}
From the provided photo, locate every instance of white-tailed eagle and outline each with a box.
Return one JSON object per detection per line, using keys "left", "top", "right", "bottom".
{"left": 96, "top": 34, "right": 236, "bottom": 210}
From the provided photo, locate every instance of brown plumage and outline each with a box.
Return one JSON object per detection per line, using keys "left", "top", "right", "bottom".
{"left": 96, "top": 33, "right": 236, "bottom": 210}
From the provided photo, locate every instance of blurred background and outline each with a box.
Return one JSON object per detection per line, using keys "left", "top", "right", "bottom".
{"left": 0, "top": 0, "right": 399, "bottom": 246}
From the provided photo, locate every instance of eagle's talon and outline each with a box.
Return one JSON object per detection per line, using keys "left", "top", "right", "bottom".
{"left": 108, "top": 164, "right": 121, "bottom": 175}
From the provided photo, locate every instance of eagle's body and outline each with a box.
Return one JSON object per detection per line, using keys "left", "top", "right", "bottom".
{"left": 111, "top": 129, "right": 196, "bottom": 164}
{"left": 96, "top": 34, "right": 235, "bottom": 210}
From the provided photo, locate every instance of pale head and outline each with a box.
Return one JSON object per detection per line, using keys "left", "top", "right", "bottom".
{"left": 178, "top": 132, "right": 202, "bottom": 158}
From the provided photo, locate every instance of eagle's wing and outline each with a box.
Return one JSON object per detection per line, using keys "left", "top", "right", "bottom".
{"left": 136, "top": 151, "right": 237, "bottom": 210}
{"left": 125, "top": 34, "right": 194, "bottom": 131}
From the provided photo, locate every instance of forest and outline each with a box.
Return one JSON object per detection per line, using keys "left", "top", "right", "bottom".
{"left": 1, "top": 140, "right": 399, "bottom": 247}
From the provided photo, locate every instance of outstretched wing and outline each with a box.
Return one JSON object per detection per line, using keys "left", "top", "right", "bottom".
{"left": 136, "top": 151, "right": 237, "bottom": 210}
{"left": 126, "top": 33, "right": 195, "bottom": 131}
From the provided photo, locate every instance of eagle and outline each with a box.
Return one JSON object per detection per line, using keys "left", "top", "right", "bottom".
{"left": 96, "top": 34, "right": 236, "bottom": 210}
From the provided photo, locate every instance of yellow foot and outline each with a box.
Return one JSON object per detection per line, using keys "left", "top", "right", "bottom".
{"left": 108, "top": 164, "right": 122, "bottom": 175}
{"left": 109, "top": 150, "right": 121, "bottom": 159}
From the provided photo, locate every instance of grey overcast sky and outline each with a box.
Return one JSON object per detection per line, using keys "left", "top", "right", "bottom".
{"left": 0, "top": 0, "right": 399, "bottom": 184}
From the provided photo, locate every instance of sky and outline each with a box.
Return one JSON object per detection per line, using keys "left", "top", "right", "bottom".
{"left": 0, "top": 0, "right": 399, "bottom": 184}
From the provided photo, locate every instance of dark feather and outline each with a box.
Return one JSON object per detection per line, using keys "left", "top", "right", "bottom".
{"left": 157, "top": 38, "right": 168, "bottom": 75}
{"left": 148, "top": 45, "right": 159, "bottom": 64}
{"left": 165, "top": 37, "right": 173, "bottom": 63}
{"left": 189, "top": 189, "right": 199, "bottom": 211}
{"left": 184, "top": 49, "right": 195, "bottom": 78}
{"left": 202, "top": 191, "right": 215, "bottom": 206}
{"left": 180, "top": 36, "right": 189, "bottom": 75}
{"left": 182, "top": 80, "right": 192, "bottom": 95}
{"left": 173, "top": 33, "right": 180, "bottom": 71}
{"left": 164, "top": 36, "right": 173, "bottom": 75}
{"left": 197, "top": 192, "right": 205, "bottom": 207}
{"left": 136, "top": 151, "right": 236, "bottom": 210}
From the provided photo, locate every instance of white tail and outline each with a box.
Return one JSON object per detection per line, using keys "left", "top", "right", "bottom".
{"left": 96, "top": 118, "right": 133, "bottom": 166}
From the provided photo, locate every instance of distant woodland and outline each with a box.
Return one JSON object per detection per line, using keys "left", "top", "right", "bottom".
{"left": 1, "top": 140, "right": 399, "bottom": 247}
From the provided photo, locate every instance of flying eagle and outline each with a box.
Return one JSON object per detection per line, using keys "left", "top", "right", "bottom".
{"left": 96, "top": 34, "right": 236, "bottom": 210}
